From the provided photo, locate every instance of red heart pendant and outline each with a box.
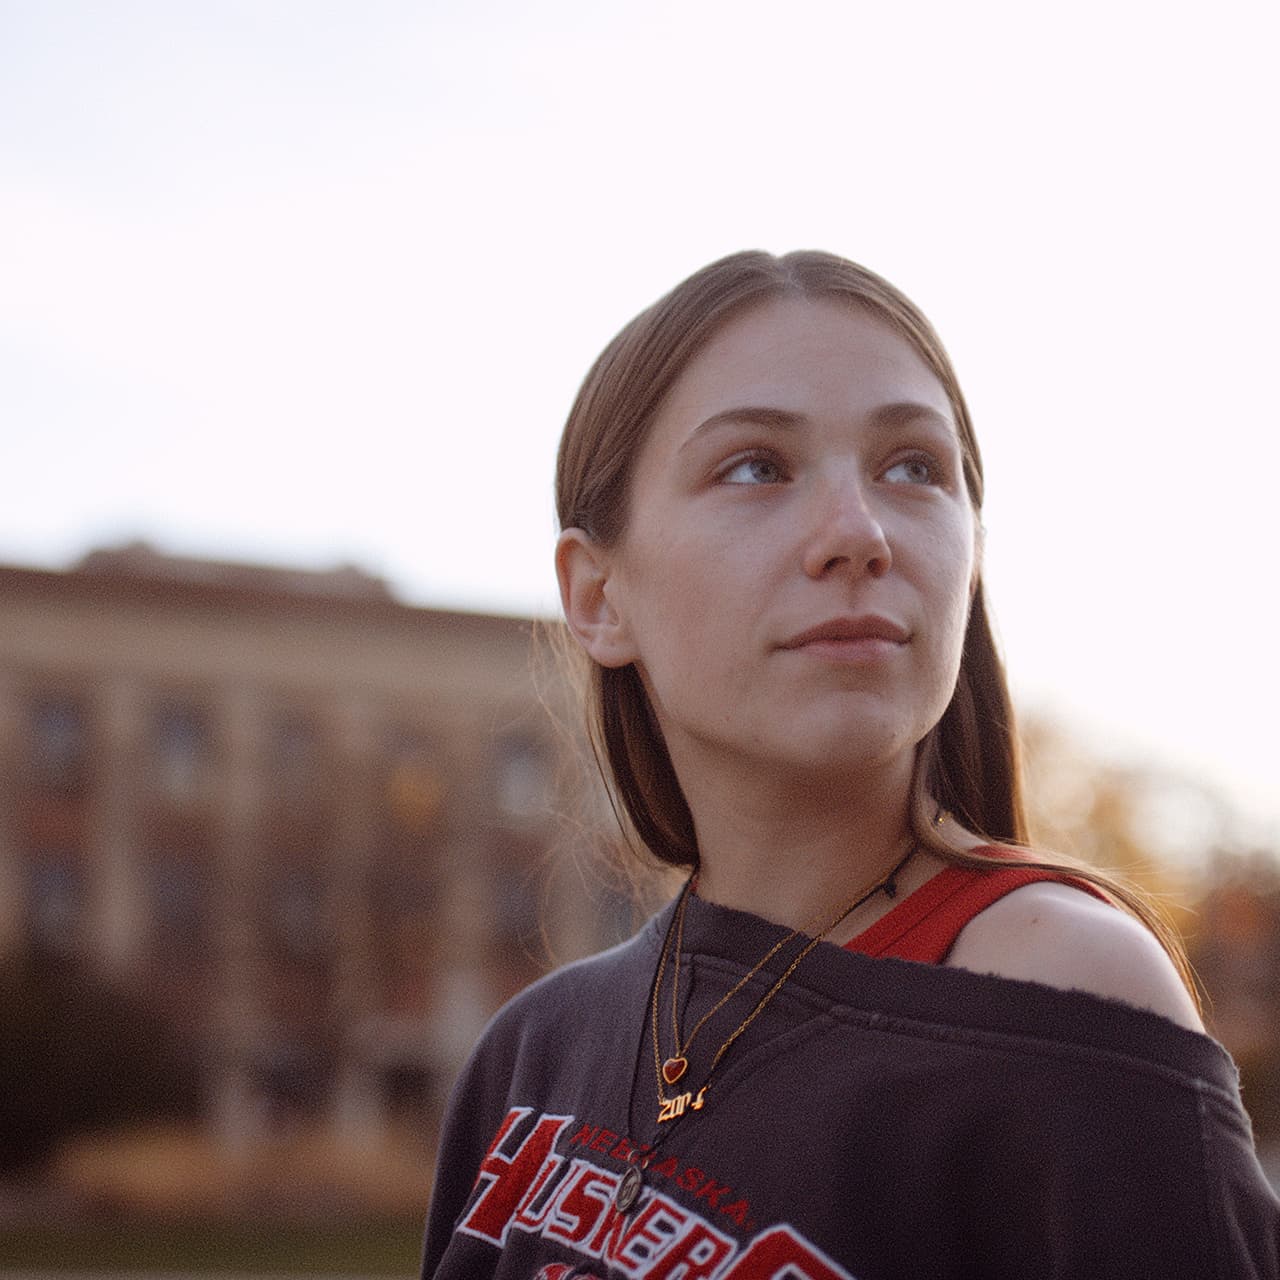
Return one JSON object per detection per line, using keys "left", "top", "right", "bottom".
{"left": 662, "top": 1057, "right": 688, "bottom": 1085}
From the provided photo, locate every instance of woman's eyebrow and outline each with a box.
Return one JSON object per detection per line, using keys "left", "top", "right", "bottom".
{"left": 680, "top": 400, "right": 956, "bottom": 451}
{"left": 679, "top": 405, "right": 805, "bottom": 450}
{"left": 869, "top": 401, "right": 958, "bottom": 435}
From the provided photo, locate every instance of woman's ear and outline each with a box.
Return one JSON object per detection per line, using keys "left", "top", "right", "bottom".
{"left": 555, "top": 528, "right": 637, "bottom": 668}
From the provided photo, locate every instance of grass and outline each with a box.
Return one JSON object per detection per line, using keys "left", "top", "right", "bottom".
{"left": 0, "top": 1216, "right": 424, "bottom": 1274}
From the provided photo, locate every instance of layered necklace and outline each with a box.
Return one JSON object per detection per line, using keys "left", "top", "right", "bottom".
{"left": 649, "top": 840, "right": 918, "bottom": 1127}
{"left": 612, "top": 841, "right": 919, "bottom": 1214}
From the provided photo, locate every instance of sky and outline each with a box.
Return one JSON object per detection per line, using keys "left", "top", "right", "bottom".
{"left": 2, "top": 0, "right": 1277, "bottom": 849}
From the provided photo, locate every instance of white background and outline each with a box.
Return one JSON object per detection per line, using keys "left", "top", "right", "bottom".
{"left": 3, "top": 0, "right": 1276, "bottom": 844}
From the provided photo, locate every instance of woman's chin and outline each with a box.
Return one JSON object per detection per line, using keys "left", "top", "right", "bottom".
{"left": 757, "top": 729, "right": 918, "bottom": 788}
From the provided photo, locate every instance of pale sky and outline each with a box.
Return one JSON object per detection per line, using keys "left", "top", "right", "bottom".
{"left": 3, "top": 0, "right": 1277, "bottom": 846}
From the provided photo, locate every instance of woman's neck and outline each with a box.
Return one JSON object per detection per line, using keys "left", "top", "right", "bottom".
{"left": 684, "top": 750, "right": 925, "bottom": 933}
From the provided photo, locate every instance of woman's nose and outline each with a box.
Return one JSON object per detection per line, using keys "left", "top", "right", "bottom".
{"left": 801, "top": 471, "right": 892, "bottom": 580}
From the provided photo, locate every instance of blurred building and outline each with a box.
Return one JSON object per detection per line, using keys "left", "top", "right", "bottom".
{"left": 0, "top": 545, "right": 616, "bottom": 1158}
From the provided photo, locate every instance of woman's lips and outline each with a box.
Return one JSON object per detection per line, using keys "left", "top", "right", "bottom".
{"left": 780, "top": 616, "right": 910, "bottom": 663}
{"left": 782, "top": 615, "right": 910, "bottom": 647}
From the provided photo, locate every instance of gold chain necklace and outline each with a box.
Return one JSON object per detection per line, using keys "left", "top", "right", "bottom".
{"left": 649, "top": 840, "right": 918, "bottom": 1126}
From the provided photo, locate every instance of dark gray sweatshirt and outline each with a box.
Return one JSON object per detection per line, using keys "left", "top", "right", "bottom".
{"left": 423, "top": 893, "right": 1279, "bottom": 1278}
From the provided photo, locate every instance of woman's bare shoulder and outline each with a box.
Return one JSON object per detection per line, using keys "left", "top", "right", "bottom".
{"left": 944, "top": 878, "right": 1204, "bottom": 1032}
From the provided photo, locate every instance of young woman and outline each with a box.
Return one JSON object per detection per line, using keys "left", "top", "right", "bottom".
{"left": 422, "top": 252, "right": 1279, "bottom": 1278}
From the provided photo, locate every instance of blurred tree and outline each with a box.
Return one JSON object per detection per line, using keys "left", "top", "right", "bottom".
{"left": 1188, "top": 853, "right": 1280, "bottom": 1141}
{"left": 0, "top": 946, "right": 204, "bottom": 1177}
{"left": 1019, "top": 714, "right": 1207, "bottom": 932}
{"left": 1019, "top": 713, "right": 1280, "bottom": 1144}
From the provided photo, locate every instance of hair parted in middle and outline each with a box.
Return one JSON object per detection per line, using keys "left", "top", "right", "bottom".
{"left": 553, "top": 248, "right": 1197, "bottom": 1002}
{"left": 556, "top": 250, "right": 1015, "bottom": 855}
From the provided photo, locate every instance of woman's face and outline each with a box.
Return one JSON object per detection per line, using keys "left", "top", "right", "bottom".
{"left": 582, "top": 294, "right": 977, "bottom": 786}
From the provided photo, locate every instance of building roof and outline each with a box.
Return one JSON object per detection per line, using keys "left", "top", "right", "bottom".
{"left": 1, "top": 544, "right": 535, "bottom": 638}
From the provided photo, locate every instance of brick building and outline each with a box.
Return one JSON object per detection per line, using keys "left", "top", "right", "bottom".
{"left": 0, "top": 545, "right": 621, "bottom": 1162}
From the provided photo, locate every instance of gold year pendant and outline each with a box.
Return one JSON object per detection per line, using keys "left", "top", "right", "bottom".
{"left": 657, "top": 1086, "right": 707, "bottom": 1123}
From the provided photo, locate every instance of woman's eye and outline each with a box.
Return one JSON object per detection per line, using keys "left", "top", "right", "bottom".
{"left": 883, "top": 455, "right": 938, "bottom": 486}
{"left": 720, "top": 455, "right": 786, "bottom": 485}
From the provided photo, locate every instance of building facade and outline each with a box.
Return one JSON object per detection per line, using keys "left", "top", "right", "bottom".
{"left": 0, "top": 546, "right": 622, "bottom": 1159}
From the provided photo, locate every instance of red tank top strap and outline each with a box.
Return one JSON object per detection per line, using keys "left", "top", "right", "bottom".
{"left": 844, "top": 848, "right": 1108, "bottom": 965}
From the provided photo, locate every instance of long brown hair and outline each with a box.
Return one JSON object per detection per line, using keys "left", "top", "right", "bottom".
{"left": 554, "top": 249, "right": 1197, "bottom": 1002}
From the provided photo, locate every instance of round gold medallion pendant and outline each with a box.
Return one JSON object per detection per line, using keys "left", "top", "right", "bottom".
{"left": 661, "top": 1056, "right": 688, "bottom": 1085}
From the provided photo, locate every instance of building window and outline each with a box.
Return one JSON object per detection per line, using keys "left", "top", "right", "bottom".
{"left": 494, "top": 733, "right": 550, "bottom": 819}
{"left": 369, "top": 858, "right": 438, "bottom": 918}
{"left": 268, "top": 712, "right": 324, "bottom": 801}
{"left": 146, "top": 848, "right": 211, "bottom": 961}
{"left": 27, "top": 853, "right": 84, "bottom": 953}
{"left": 263, "top": 712, "right": 333, "bottom": 859}
{"left": 490, "top": 835, "right": 543, "bottom": 958}
{"left": 253, "top": 1043, "right": 332, "bottom": 1129}
{"left": 384, "top": 733, "right": 444, "bottom": 834}
{"left": 369, "top": 858, "right": 439, "bottom": 1015}
{"left": 151, "top": 702, "right": 214, "bottom": 803}
{"left": 27, "top": 695, "right": 88, "bottom": 794}
{"left": 263, "top": 866, "right": 329, "bottom": 959}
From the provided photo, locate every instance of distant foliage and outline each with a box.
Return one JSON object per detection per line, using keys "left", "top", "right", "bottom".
{"left": 1021, "top": 714, "right": 1280, "bottom": 1143}
{"left": 0, "top": 946, "right": 204, "bottom": 1176}
{"left": 1188, "top": 853, "right": 1280, "bottom": 1141}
